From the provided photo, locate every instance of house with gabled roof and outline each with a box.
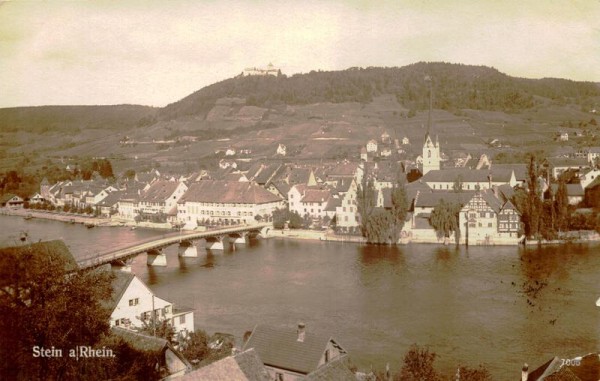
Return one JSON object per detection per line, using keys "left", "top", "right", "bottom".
{"left": 106, "top": 271, "right": 194, "bottom": 336}
{"left": 242, "top": 324, "right": 349, "bottom": 381}
{"left": 459, "top": 188, "right": 522, "bottom": 245}
{"left": 0, "top": 193, "right": 24, "bottom": 208}
{"left": 522, "top": 353, "right": 600, "bottom": 381}
{"left": 139, "top": 180, "right": 188, "bottom": 217}
{"left": 335, "top": 179, "right": 360, "bottom": 232}
{"left": 288, "top": 185, "right": 333, "bottom": 219}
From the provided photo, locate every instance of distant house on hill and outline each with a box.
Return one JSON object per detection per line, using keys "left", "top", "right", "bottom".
{"left": 244, "top": 62, "right": 279, "bottom": 76}
{"left": 277, "top": 144, "right": 287, "bottom": 156}
{"left": 242, "top": 324, "right": 350, "bottom": 381}
{"left": 366, "top": 139, "right": 378, "bottom": 153}
{"left": 556, "top": 131, "right": 569, "bottom": 141}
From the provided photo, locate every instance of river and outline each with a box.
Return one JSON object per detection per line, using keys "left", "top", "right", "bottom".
{"left": 1, "top": 215, "right": 599, "bottom": 379}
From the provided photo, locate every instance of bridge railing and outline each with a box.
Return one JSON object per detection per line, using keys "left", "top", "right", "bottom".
{"left": 77, "top": 223, "right": 271, "bottom": 268}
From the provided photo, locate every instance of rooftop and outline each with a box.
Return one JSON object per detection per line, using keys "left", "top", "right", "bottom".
{"left": 180, "top": 181, "right": 282, "bottom": 205}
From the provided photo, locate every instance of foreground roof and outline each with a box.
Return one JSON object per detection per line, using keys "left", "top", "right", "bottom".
{"left": 180, "top": 181, "right": 282, "bottom": 204}
{"left": 243, "top": 325, "right": 342, "bottom": 375}
{"left": 0, "top": 240, "right": 78, "bottom": 276}
{"left": 180, "top": 349, "right": 269, "bottom": 381}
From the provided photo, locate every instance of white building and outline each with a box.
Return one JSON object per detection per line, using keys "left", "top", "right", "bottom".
{"left": 243, "top": 62, "right": 279, "bottom": 76}
{"left": 402, "top": 136, "right": 410, "bottom": 145}
{"left": 421, "top": 168, "right": 517, "bottom": 191}
{"left": 138, "top": 180, "right": 188, "bottom": 216}
{"left": 587, "top": 147, "right": 600, "bottom": 165}
{"left": 422, "top": 133, "right": 440, "bottom": 175}
{"left": 335, "top": 179, "right": 360, "bottom": 230}
{"left": 288, "top": 184, "right": 333, "bottom": 219}
{"left": 366, "top": 139, "right": 378, "bottom": 153}
{"left": 177, "top": 180, "right": 283, "bottom": 227}
{"left": 277, "top": 144, "right": 287, "bottom": 156}
{"left": 107, "top": 271, "right": 194, "bottom": 335}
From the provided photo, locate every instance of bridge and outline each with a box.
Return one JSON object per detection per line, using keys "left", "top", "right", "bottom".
{"left": 77, "top": 223, "right": 272, "bottom": 269}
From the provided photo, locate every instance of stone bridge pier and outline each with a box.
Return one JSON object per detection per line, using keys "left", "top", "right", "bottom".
{"left": 147, "top": 248, "right": 167, "bottom": 266}
{"left": 178, "top": 240, "right": 198, "bottom": 257}
{"left": 205, "top": 235, "right": 225, "bottom": 251}
{"left": 228, "top": 232, "right": 248, "bottom": 245}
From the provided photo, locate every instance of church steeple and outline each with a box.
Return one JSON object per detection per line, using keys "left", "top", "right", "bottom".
{"left": 422, "top": 75, "right": 440, "bottom": 175}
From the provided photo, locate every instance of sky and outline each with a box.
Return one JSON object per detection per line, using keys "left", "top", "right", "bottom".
{"left": 0, "top": 0, "right": 599, "bottom": 108}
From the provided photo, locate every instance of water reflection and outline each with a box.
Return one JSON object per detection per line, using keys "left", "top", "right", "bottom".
{"left": 2, "top": 215, "right": 600, "bottom": 379}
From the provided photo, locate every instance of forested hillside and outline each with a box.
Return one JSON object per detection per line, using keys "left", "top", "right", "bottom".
{"left": 160, "top": 62, "right": 600, "bottom": 120}
{"left": 0, "top": 105, "right": 157, "bottom": 133}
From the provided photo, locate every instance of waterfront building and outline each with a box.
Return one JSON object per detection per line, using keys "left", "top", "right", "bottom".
{"left": 177, "top": 180, "right": 283, "bottom": 227}
{"left": 458, "top": 189, "right": 521, "bottom": 245}
{"left": 0, "top": 193, "right": 24, "bottom": 208}
{"left": 288, "top": 184, "right": 334, "bottom": 220}
{"left": 106, "top": 271, "right": 194, "bottom": 335}
{"left": 242, "top": 324, "right": 349, "bottom": 381}
{"left": 138, "top": 180, "right": 188, "bottom": 217}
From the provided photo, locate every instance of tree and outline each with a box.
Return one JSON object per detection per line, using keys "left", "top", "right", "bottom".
{"left": 525, "top": 155, "right": 543, "bottom": 239}
{"left": 357, "top": 179, "right": 376, "bottom": 237}
{"left": 365, "top": 209, "right": 395, "bottom": 244}
{"left": 457, "top": 365, "right": 493, "bottom": 381}
{"left": 288, "top": 211, "right": 304, "bottom": 229}
{"left": 397, "top": 344, "right": 441, "bottom": 381}
{"left": 0, "top": 241, "right": 114, "bottom": 380}
{"left": 554, "top": 178, "right": 569, "bottom": 232}
{"left": 391, "top": 184, "right": 409, "bottom": 238}
{"left": 272, "top": 207, "right": 289, "bottom": 229}
{"left": 430, "top": 199, "right": 461, "bottom": 241}
{"left": 179, "top": 330, "right": 211, "bottom": 368}
{"left": 452, "top": 175, "right": 464, "bottom": 192}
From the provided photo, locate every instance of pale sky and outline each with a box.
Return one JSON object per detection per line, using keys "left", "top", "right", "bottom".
{"left": 1, "top": 0, "right": 598, "bottom": 108}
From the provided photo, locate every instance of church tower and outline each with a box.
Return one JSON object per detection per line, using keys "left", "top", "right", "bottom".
{"left": 422, "top": 76, "right": 440, "bottom": 175}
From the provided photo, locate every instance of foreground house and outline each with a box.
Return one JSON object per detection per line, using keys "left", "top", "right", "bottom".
{"left": 242, "top": 324, "right": 349, "bottom": 381}
{"left": 522, "top": 353, "right": 599, "bottom": 380}
{"left": 177, "top": 180, "right": 283, "bottom": 227}
{"left": 112, "top": 327, "right": 191, "bottom": 379}
{"left": 179, "top": 348, "right": 269, "bottom": 381}
{"left": 105, "top": 271, "right": 194, "bottom": 336}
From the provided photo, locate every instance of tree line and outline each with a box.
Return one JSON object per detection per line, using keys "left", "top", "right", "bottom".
{"left": 160, "top": 62, "right": 600, "bottom": 121}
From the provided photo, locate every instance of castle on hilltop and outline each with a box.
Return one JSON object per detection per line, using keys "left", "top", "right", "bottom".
{"left": 243, "top": 62, "right": 280, "bottom": 76}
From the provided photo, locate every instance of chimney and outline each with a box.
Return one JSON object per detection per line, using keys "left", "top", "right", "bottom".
{"left": 297, "top": 322, "right": 306, "bottom": 342}
{"left": 521, "top": 363, "right": 528, "bottom": 381}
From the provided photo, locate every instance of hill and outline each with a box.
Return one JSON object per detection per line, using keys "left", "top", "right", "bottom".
{"left": 0, "top": 105, "right": 158, "bottom": 134}
{"left": 160, "top": 62, "right": 600, "bottom": 121}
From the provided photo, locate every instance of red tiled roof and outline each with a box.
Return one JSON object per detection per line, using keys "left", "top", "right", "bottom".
{"left": 301, "top": 189, "right": 331, "bottom": 203}
{"left": 180, "top": 181, "right": 282, "bottom": 204}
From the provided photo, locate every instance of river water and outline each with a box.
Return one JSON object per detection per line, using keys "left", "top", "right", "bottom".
{"left": 2, "top": 215, "right": 599, "bottom": 379}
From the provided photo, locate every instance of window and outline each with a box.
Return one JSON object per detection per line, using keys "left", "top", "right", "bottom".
{"left": 115, "top": 319, "right": 120, "bottom": 326}
{"left": 179, "top": 315, "right": 186, "bottom": 324}
{"left": 325, "top": 349, "right": 330, "bottom": 363}
{"left": 488, "top": 223, "right": 492, "bottom": 227}
{"left": 163, "top": 306, "right": 170, "bottom": 315}
{"left": 129, "top": 298, "right": 139, "bottom": 306}
{"left": 276, "top": 373, "right": 284, "bottom": 381}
